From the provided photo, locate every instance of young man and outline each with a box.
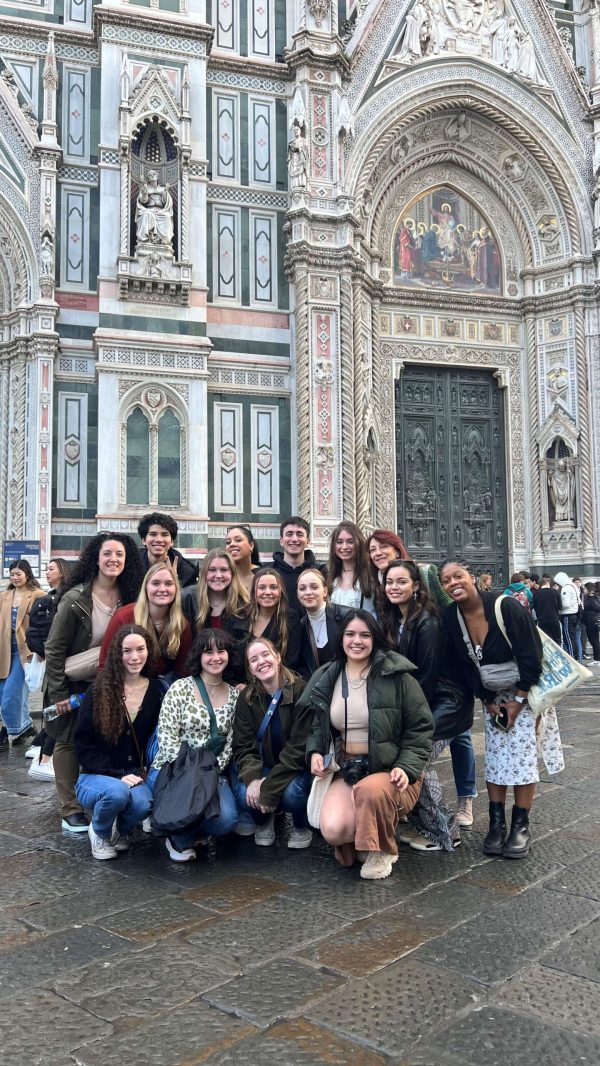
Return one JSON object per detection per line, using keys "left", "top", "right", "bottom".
{"left": 137, "top": 512, "right": 198, "bottom": 588}
{"left": 271, "top": 516, "right": 327, "bottom": 611}
{"left": 532, "top": 574, "right": 562, "bottom": 645}
{"left": 554, "top": 571, "right": 582, "bottom": 661}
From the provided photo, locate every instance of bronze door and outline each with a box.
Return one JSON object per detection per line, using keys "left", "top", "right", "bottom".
{"left": 395, "top": 366, "right": 509, "bottom": 586}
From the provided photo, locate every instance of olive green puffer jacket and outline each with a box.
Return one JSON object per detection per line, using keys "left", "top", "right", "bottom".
{"left": 298, "top": 649, "right": 433, "bottom": 783}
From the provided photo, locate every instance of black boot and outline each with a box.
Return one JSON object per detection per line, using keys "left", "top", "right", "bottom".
{"left": 503, "top": 806, "right": 531, "bottom": 859}
{"left": 483, "top": 801, "right": 506, "bottom": 856}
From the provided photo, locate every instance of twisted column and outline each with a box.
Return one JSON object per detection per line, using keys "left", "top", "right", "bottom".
{"left": 294, "top": 268, "right": 311, "bottom": 517}
{"left": 339, "top": 271, "right": 357, "bottom": 518}
{"left": 574, "top": 303, "right": 595, "bottom": 548}
{"left": 525, "top": 311, "right": 543, "bottom": 552}
{"left": 352, "top": 277, "right": 369, "bottom": 529}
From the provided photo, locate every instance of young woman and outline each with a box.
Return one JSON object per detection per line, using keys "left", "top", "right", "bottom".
{"left": 300, "top": 610, "right": 433, "bottom": 879}
{"left": 380, "top": 560, "right": 474, "bottom": 851}
{"left": 181, "top": 549, "right": 249, "bottom": 646}
{"left": 582, "top": 583, "right": 600, "bottom": 665}
{"left": 149, "top": 630, "right": 239, "bottom": 862}
{"left": 224, "top": 525, "right": 261, "bottom": 594}
{"left": 296, "top": 568, "right": 348, "bottom": 680}
{"left": 99, "top": 563, "right": 192, "bottom": 676}
{"left": 44, "top": 532, "right": 144, "bottom": 832}
{"left": 74, "top": 625, "right": 161, "bottom": 860}
{"left": 327, "top": 522, "right": 375, "bottom": 614}
{"left": 232, "top": 638, "right": 313, "bottom": 848}
{"left": 366, "top": 529, "right": 409, "bottom": 598}
{"left": 0, "top": 560, "right": 45, "bottom": 750}
{"left": 25, "top": 558, "right": 73, "bottom": 778}
{"left": 441, "top": 558, "right": 563, "bottom": 859}
{"left": 244, "top": 569, "right": 300, "bottom": 668}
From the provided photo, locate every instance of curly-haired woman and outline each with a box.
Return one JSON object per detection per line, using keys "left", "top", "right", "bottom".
{"left": 74, "top": 625, "right": 162, "bottom": 860}
{"left": 44, "top": 532, "right": 144, "bottom": 832}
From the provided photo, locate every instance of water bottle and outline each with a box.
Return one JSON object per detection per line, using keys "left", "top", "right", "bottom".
{"left": 43, "top": 693, "right": 86, "bottom": 721}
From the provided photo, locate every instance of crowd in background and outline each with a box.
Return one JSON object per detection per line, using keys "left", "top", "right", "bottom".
{"left": 0, "top": 511, "right": 596, "bottom": 880}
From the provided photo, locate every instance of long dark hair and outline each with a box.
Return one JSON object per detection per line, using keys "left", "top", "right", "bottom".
{"left": 186, "top": 628, "right": 235, "bottom": 676}
{"left": 327, "top": 522, "right": 373, "bottom": 598}
{"left": 335, "top": 609, "right": 391, "bottom": 663}
{"left": 247, "top": 568, "right": 290, "bottom": 660}
{"left": 63, "top": 532, "right": 144, "bottom": 604}
{"left": 8, "top": 559, "right": 41, "bottom": 590}
{"left": 226, "top": 525, "right": 261, "bottom": 566}
{"left": 379, "top": 560, "right": 438, "bottom": 645}
{"left": 92, "top": 624, "right": 153, "bottom": 744}
{"left": 366, "top": 528, "right": 410, "bottom": 615}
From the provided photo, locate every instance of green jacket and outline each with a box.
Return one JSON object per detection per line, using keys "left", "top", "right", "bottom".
{"left": 43, "top": 583, "right": 93, "bottom": 741}
{"left": 298, "top": 650, "right": 433, "bottom": 784}
{"left": 232, "top": 677, "right": 311, "bottom": 810}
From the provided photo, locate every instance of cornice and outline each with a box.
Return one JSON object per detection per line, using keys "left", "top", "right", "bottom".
{"left": 0, "top": 15, "right": 96, "bottom": 50}
{"left": 208, "top": 53, "right": 292, "bottom": 82}
{"left": 285, "top": 39, "right": 350, "bottom": 77}
{"left": 95, "top": 7, "right": 214, "bottom": 48}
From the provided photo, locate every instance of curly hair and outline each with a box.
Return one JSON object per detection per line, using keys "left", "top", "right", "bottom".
{"left": 134, "top": 562, "right": 185, "bottom": 659}
{"left": 327, "top": 522, "right": 373, "bottom": 599}
{"left": 195, "top": 549, "right": 249, "bottom": 629}
{"left": 247, "top": 568, "right": 290, "bottom": 660}
{"left": 379, "top": 559, "right": 438, "bottom": 645}
{"left": 244, "top": 636, "right": 296, "bottom": 702}
{"left": 63, "top": 533, "right": 144, "bottom": 605}
{"left": 91, "top": 624, "right": 153, "bottom": 745}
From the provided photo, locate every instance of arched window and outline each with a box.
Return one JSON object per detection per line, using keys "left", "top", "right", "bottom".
{"left": 157, "top": 409, "right": 181, "bottom": 506}
{"left": 126, "top": 407, "right": 150, "bottom": 505}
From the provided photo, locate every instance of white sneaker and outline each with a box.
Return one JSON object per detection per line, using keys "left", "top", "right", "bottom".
{"left": 360, "top": 851, "right": 398, "bottom": 880}
{"left": 88, "top": 824, "right": 118, "bottom": 860}
{"left": 397, "top": 824, "right": 426, "bottom": 846}
{"left": 254, "top": 813, "right": 276, "bottom": 846}
{"left": 456, "top": 797, "right": 474, "bottom": 827}
{"left": 165, "top": 837, "right": 196, "bottom": 862}
{"left": 142, "top": 817, "right": 152, "bottom": 833}
{"left": 409, "top": 835, "right": 442, "bottom": 852}
{"left": 110, "top": 823, "right": 131, "bottom": 851}
{"left": 287, "top": 827, "right": 313, "bottom": 849}
{"left": 28, "top": 758, "right": 55, "bottom": 781}
{"left": 25, "top": 745, "right": 41, "bottom": 760}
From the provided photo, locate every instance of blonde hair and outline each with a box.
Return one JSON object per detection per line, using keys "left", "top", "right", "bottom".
{"left": 297, "top": 568, "right": 328, "bottom": 594}
{"left": 248, "top": 568, "right": 289, "bottom": 660}
{"left": 196, "top": 548, "right": 249, "bottom": 629}
{"left": 134, "top": 562, "right": 185, "bottom": 660}
{"left": 244, "top": 636, "right": 296, "bottom": 702}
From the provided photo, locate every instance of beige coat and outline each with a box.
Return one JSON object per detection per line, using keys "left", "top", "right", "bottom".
{"left": 0, "top": 586, "right": 46, "bottom": 679}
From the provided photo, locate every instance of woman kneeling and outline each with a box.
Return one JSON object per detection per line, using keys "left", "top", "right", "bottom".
{"left": 299, "top": 610, "right": 433, "bottom": 880}
{"left": 74, "top": 625, "right": 161, "bottom": 860}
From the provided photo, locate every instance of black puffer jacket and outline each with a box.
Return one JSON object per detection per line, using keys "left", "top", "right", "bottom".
{"left": 26, "top": 588, "right": 60, "bottom": 658}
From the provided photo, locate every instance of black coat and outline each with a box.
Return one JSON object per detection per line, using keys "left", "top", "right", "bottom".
{"left": 297, "top": 604, "right": 349, "bottom": 680}
{"left": 270, "top": 551, "right": 328, "bottom": 612}
{"left": 582, "top": 594, "right": 600, "bottom": 625}
{"left": 74, "top": 680, "right": 162, "bottom": 777}
{"left": 397, "top": 610, "right": 474, "bottom": 740}
{"left": 26, "top": 589, "right": 59, "bottom": 658}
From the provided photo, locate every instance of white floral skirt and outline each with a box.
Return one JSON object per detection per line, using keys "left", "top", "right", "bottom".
{"left": 483, "top": 703, "right": 564, "bottom": 786}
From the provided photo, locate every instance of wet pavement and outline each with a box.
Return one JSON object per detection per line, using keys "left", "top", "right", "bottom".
{"left": 1, "top": 678, "right": 600, "bottom": 1065}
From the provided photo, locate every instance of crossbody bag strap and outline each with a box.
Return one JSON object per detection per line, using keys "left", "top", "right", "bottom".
{"left": 124, "top": 703, "right": 147, "bottom": 778}
{"left": 493, "top": 595, "right": 512, "bottom": 648}
{"left": 256, "top": 689, "right": 283, "bottom": 753}
{"left": 193, "top": 676, "right": 220, "bottom": 742}
{"left": 341, "top": 668, "right": 349, "bottom": 753}
{"left": 456, "top": 609, "right": 482, "bottom": 668}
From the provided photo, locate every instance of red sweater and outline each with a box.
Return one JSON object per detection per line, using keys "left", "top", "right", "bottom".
{"left": 98, "top": 603, "right": 192, "bottom": 676}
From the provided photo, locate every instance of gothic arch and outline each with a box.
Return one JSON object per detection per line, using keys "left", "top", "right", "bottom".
{"left": 0, "top": 192, "right": 39, "bottom": 314}
{"left": 118, "top": 381, "right": 189, "bottom": 510}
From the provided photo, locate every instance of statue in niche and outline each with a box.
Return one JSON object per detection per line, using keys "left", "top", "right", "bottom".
{"left": 287, "top": 124, "right": 309, "bottom": 190}
{"left": 398, "top": 2, "right": 429, "bottom": 61}
{"left": 40, "top": 234, "right": 54, "bottom": 276}
{"left": 135, "top": 170, "right": 174, "bottom": 248}
{"left": 548, "top": 459, "right": 576, "bottom": 525}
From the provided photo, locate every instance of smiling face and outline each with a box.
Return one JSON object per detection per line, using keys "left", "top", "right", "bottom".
{"left": 97, "top": 540, "right": 126, "bottom": 581}
{"left": 9, "top": 566, "right": 27, "bottom": 588}
{"left": 254, "top": 574, "right": 281, "bottom": 610}
{"left": 280, "top": 524, "right": 309, "bottom": 562}
{"left": 145, "top": 568, "right": 177, "bottom": 608}
{"left": 205, "top": 557, "right": 233, "bottom": 594}
{"left": 440, "top": 562, "right": 478, "bottom": 604}
{"left": 225, "top": 528, "right": 253, "bottom": 563}
{"left": 335, "top": 529, "right": 356, "bottom": 565}
{"left": 200, "top": 642, "right": 229, "bottom": 679}
{"left": 342, "top": 619, "right": 374, "bottom": 667}
{"left": 143, "top": 524, "right": 173, "bottom": 563}
{"left": 121, "top": 633, "right": 148, "bottom": 677}
{"left": 369, "top": 538, "right": 401, "bottom": 571}
{"left": 297, "top": 572, "right": 327, "bottom": 612}
{"left": 247, "top": 641, "right": 281, "bottom": 689}
{"left": 46, "top": 560, "right": 62, "bottom": 588}
{"left": 384, "top": 564, "right": 417, "bottom": 610}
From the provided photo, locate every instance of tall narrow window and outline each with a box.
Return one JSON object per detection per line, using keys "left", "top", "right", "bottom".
{"left": 158, "top": 409, "right": 181, "bottom": 506}
{"left": 126, "top": 407, "right": 150, "bottom": 505}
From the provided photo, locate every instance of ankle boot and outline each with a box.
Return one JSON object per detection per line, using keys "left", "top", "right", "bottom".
{"left": 483, "top": 801, "right": 506, "bottom": 856}
{"left": 503, "top": 805, "right": 531, "bottom": 859}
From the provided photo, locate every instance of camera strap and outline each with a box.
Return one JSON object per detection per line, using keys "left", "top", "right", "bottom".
{"left": 342, "top": 668, "right": 349, "bottom": 753}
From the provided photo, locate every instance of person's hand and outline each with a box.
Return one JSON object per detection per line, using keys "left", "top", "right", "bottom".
{"left": 246, "top": 777, "right": 265, "bottom": 809}
{"left": 54, "top": 698, "right": 74, "bottom": 716}
{"left": 502, "top": 700, "right": 524, "bottom": 730}
{"left": 390, "top": 767, "right": 409, "bottom": 792}
{"left": 121, "top": 773, "right": 144, "bottom": 787}
{"left": 258, "top": 803, "right": 275, "bottom": 814}
{"left": 311, "top": 753, "right": 327, "bottom": 778}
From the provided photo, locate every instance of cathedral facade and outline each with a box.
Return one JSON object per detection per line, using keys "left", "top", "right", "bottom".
{"left": 0, "top": 0, "right": 598, "bottom": 582}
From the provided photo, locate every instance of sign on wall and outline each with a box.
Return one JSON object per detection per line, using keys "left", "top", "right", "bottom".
{"left": 2, "top": 541, "right": 41, "bottom": 579}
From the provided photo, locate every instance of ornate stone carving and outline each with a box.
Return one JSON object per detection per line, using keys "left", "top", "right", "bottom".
{"left": 548, "top": 456, "right": 576, "bottom": 526}
{"left": 287, "top": 125, "right": 309, "bottom": 192}
{"left": 307, "top": 0, "right": 329, "bottom": 28}
{"left": 135, "top": 170, "right": 174, "bottom": 250}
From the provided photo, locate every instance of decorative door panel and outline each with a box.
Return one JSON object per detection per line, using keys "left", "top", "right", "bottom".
{"left": 395, "top": 366, "right": 508, "bottom": 585}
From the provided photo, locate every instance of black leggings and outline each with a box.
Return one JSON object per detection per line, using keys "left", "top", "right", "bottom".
{"left": 585, "top": 620, "right": 600, "bottom": 661}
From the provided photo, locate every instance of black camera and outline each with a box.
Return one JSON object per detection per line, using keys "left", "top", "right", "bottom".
{"left": 341, "top": 756, "right": 369, "bottom": 786}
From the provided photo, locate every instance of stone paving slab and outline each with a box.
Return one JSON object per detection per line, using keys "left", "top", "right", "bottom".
{"left": 497, "top": 963, "right": 600, "bottom": 1036}
{"left": 0, "top": 925, "right": 133, "bottom": 1000}
{"left": 183, "top": 873, "right": 290, "bottom": 913}
{"left": 96, "top": 895, "right": 216, "bottom": 943}
{"left": 0, "top": 989, "right": 113, "bottom": 1066}
{"left": 544, "top": 851, "right": 600, "bottom": 900}
{"left": 9, "top": 878, "right": 178, "bottom": 933}
{"left": 203, "top": 957, "right": 345, "bottom": 1027}
{"left": 210, "top": 1017, "right": 390, "bottom": 1065}
{"left": 540, "top": 915, "right": 600, "bottom": 983}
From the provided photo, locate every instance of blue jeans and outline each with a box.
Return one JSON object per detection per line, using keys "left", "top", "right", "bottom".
{"left": 76, "top": 773, "right": 153, "bottom": 838}
{"left": 233, "top": 764, "right": 311, "bottom": 829}
{"left": 450, "top": 730, "right": 477, "bottom": 799}
{"left": 147, "top": 768, "right": 239, "bottom": 849}
{"left": 0, "top": 636, "right": 32, "bottom": 736}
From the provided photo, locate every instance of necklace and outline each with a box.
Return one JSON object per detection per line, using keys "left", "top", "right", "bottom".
{"left": 203, "top": 678, "right": 224, "bottom": 690}
{"left": 345, "top": 666, "right": 369, "bottom": 688}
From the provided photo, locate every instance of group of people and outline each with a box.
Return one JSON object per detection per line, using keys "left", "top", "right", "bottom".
{"left": 0, "top": 509, "right": 578, "bottom": 880}
{"left": 493, "top": 568, "right": 600, "bottom": 665}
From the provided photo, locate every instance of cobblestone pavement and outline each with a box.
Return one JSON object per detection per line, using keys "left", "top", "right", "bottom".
{"left": 1, "top": 678, "right": 600, "bottom": 1065}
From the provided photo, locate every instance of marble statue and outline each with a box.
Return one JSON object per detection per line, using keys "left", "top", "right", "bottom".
{"left": 548, "top": 459, "right": 576, "bottom": 525}
{"left": 135, "top": 170, "right": 174, "bottom": 248}
{"left": 287, "top": 125, "right": 309, "bottom": 189}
